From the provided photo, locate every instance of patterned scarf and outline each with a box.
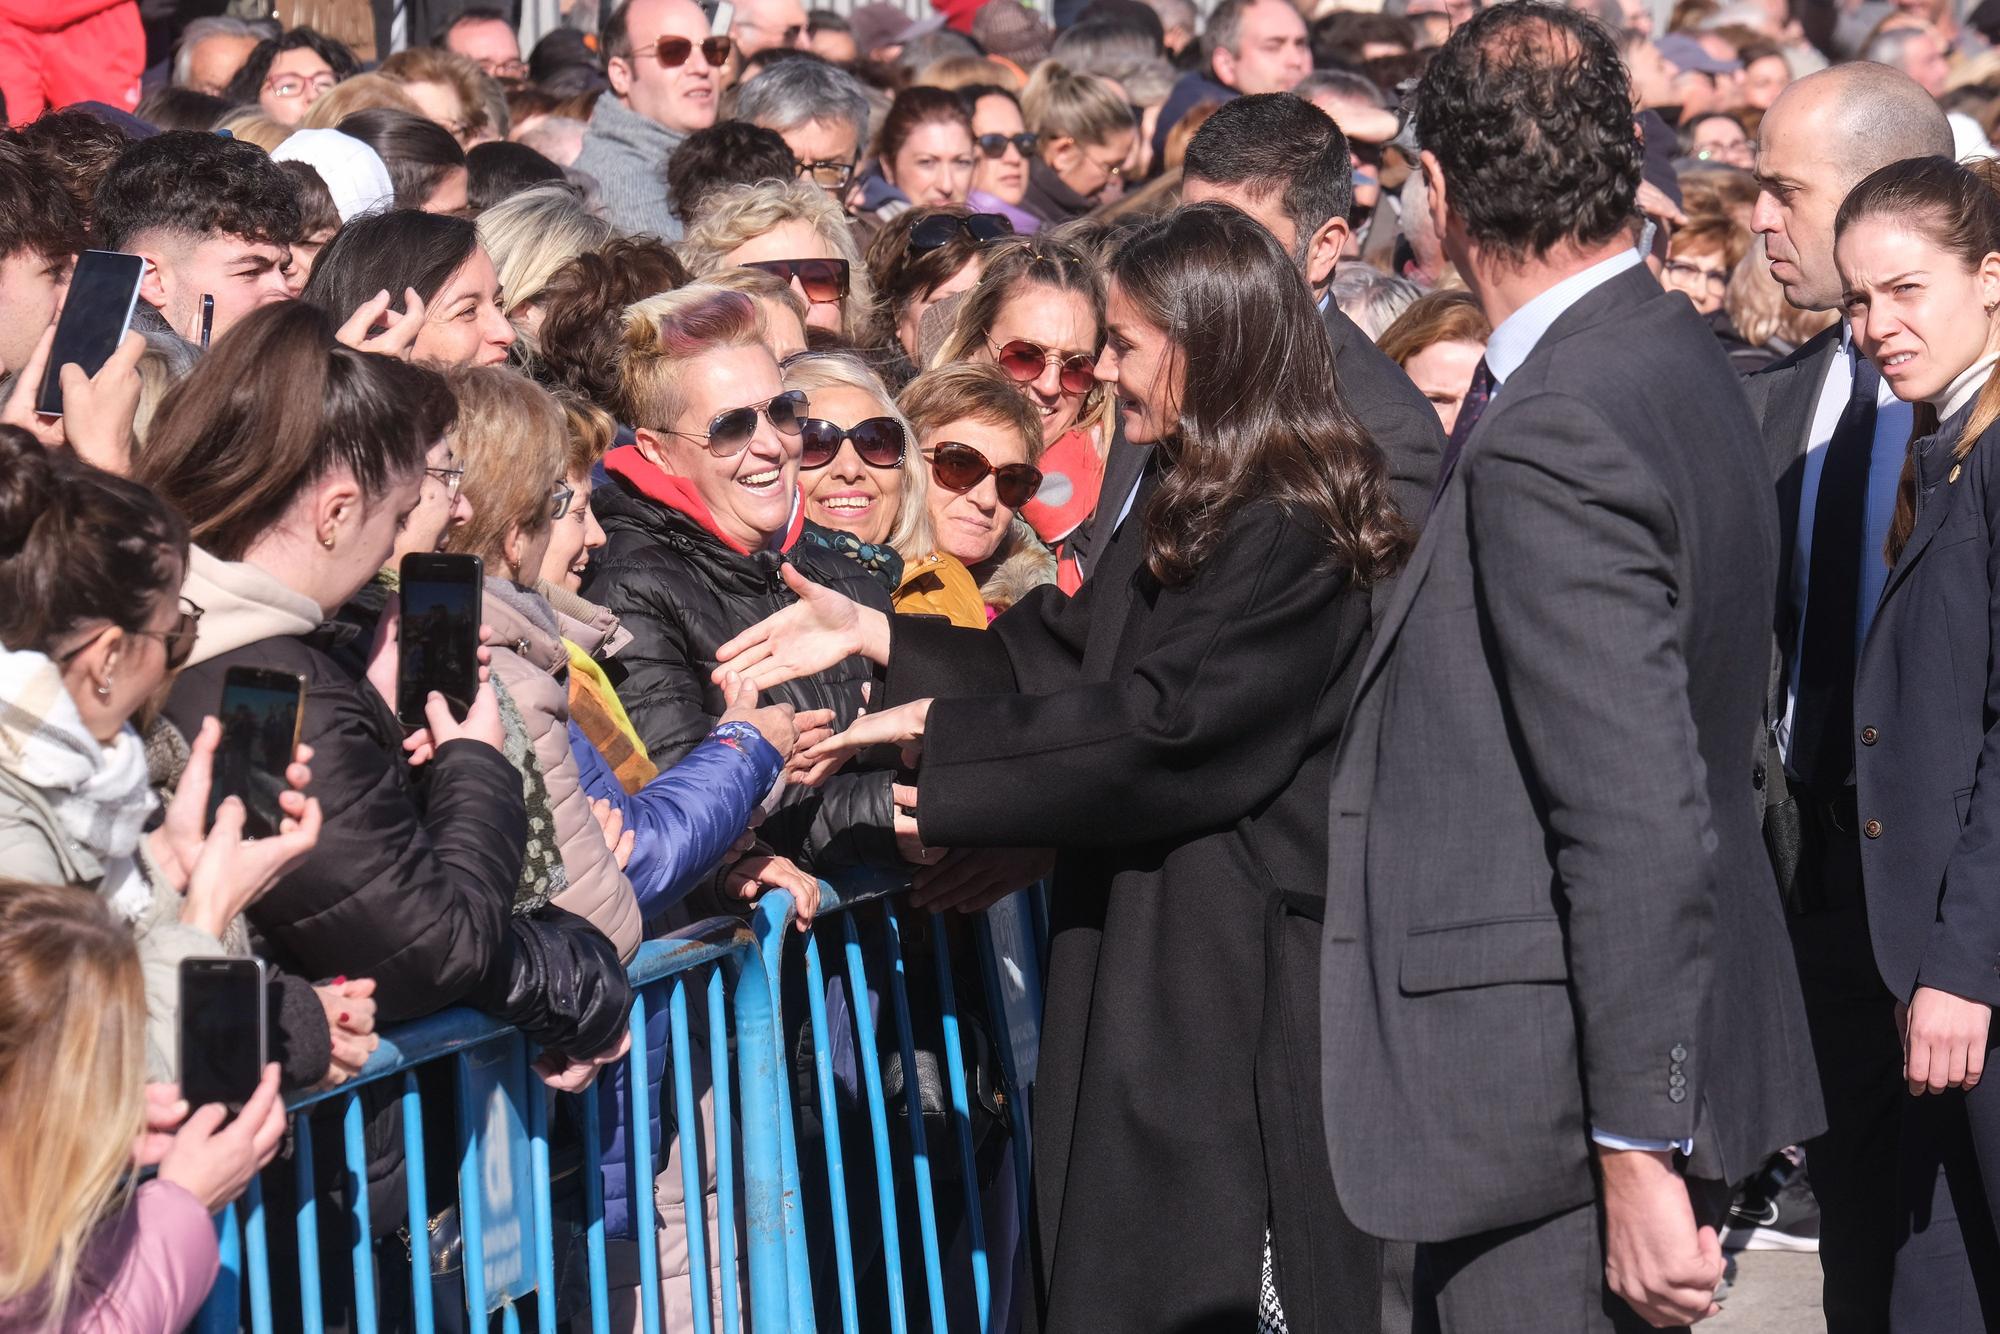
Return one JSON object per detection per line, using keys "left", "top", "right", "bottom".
{"left": 799, "top": 523, "right": 906, "bottom": 593}
{"left": 0, "top": 648, "right": 156, "bottom": 863}
{"left": 490, "top": 673, "right": 566, "bottom": 914}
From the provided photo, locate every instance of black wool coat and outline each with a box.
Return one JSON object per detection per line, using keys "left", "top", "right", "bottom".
{"left": 885, "top": 475, "right": 1382, "bottom": 1333}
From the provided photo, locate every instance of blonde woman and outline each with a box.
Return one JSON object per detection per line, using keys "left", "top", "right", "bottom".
{"left": 685, "top": 267, "right": 810, "bottom": 359}
{"left": 1018, "top": 62, "right": 1137, "bottom": 225}
{"left": 476, "top": 183, "right": 617, "bottom": 355}
{"left": 781, "top": 351, "right": 933, "bottom": 592}
{"left": 299, "top": 72, "right": 423, "bottom": 129}
{"left": 929, "top": 235, "right": 1109, "bottom": 590}
{"left": 0, "top": 884, "right": 287, "bottom": 1330}
{"left": 676, "top": 178, "right": 875, "bottom": 342}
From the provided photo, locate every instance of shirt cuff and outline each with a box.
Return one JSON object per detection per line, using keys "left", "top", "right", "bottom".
{"left": 1591, "top": 1129, "right": 1695, "bottom": 1155}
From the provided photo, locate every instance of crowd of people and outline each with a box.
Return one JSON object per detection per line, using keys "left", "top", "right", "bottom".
{"left": 4, "top": 0, "right": 2000, "bottom": 1328}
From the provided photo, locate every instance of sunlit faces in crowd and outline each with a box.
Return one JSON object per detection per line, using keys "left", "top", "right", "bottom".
{"left": 1838, "top": 214, "right": 2000, "bottom": 405}
{"left": 414, "top": 243, "right": 515, "bottom": 367}
{"left": 609, "top": 0, "right": 726, "bottom": 135}
{"left": 638, "top": 340, "right": 803, "bottom": 551}
{"left": 971, "top": 92, "right": 1034, "bottom": 208}
{"left": 261, "top": 45, "right": 338, "bottom": 125}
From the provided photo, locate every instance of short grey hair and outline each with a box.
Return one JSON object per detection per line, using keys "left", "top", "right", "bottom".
{"left": 173, "top": 16, "right": 274, "bottom": 87}
{"left": 1860, "top": 25, "right": 1932, "bottom": 72}
{"left": 1296, "top": 69, "right": 1386, "bottom": 106}
{"left": 1142, "top": 0, "right": 1197, "bottom": 34}
{"left": 733, "top": 58, "right": 872, "bottom": 151}
{"left": 1051, "top": 22, "right": 1178, "bottom": 106}
{"left": 1329, "top": 264, "right": 1421, "bottom": 339}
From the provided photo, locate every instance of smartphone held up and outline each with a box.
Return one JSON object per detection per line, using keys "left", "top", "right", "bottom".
{"left": 35, "top": 250, "right": 143, "bottom": 417}
{"left": 177, "top": 957, "right": 269, "bottom": 1117}
{"left": 206, "top": 666, "right": 305, "bottom": 838}
{"left": 396, "top": 552, "right": 483, "bottom": 727}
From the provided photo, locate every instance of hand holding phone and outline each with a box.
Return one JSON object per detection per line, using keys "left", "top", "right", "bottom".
{"left": 177, "top": 958, "right": 270, "bottom": 1118}
{"left": 1, "top": 323, "right": 146, "bottom": 475}
{"left": 208, "top": 667, "right": 307, "bottom": 838}
{"left": 37, "top": 250, "right": 145, "bottom": 417}
{"left": 397, "top": 553, "right": 484, "bottom": 726}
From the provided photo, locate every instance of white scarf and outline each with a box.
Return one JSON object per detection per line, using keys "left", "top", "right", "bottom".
{"left": 0, "top": 648, "right": 156, "bottom": 863}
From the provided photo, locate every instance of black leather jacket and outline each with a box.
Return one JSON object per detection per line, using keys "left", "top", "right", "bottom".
{"left": 581, "top": 464, "right": 903, "bottom": 873}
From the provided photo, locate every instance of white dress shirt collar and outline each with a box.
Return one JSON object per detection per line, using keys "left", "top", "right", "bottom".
{"left": 1483, "top": 248, "right": 1645, "bottom": 385}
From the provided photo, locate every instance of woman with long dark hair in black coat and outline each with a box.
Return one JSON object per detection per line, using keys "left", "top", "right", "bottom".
{"left": 714, "top": 203, "right": 1411, "bottom": 1332}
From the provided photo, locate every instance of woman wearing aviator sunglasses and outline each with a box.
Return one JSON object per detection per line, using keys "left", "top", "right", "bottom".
{"left": 583, "top": 288, "right": 925, "bottom": 876}
{"left": 932, "top": 236, "right": 1112, "bottom": 586}
{"left": 681, "top": 178, "right": 873, "bottom": 340}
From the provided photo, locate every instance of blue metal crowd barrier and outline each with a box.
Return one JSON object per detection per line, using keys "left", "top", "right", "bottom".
{"left": 193, "top": 879, "right": 1049, "bottom": 1333}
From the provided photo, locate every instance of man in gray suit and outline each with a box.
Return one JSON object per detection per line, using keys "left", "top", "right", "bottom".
{"left": 1320, "top": 6, "right": 1823, "bottom": 1330}
{"left": 1740, "top": 64, "right": 1955, "bottom": 1331}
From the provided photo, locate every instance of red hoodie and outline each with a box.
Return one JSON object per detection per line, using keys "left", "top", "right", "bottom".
{"left": 603, "top": 445, "right": 806, "bottom": 555}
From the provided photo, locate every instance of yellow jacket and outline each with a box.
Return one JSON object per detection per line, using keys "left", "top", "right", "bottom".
{"left": 893, "top": 551, "right": 989, "bottom": 629}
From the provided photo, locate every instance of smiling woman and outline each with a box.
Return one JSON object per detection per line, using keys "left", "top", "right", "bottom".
{"left": 300, "top": 208, "right": 516, "bottom": 368}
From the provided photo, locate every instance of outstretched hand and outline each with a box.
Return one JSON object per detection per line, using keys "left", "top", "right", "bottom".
{"left": 712, "top": 563, "right": 891, "bottom": 691}
{"left": 798, "top": 697, "right": 933, "bottom": 775}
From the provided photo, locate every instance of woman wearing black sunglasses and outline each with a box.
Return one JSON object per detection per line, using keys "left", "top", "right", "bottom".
{"left": 964, "top": 84, "right": 1041, "bottom": 234}
{"left": 681, "top": 177, "right": 873, "bottom": 342}
{"left": 583, "top": 288, "right": 921, "bottom": 881}
{"left": 716, "top": 204, "right": 1410, "bottom": 1331}
{"left": 781, "top": 352, "right": 929, "bottom": 590}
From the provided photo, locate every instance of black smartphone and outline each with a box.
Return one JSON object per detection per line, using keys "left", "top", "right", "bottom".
{"left": 397, "top": 552, "right": 483, "bottom": 727}
{"left": 198, "top": 293, "right": 214, "bottom": 350}
{"left": 178, "top": 957, "right": 269, "bottom": 1116}
{"left": 207, "top": 666, "right": 305, "bottom": 839}
{"left": 36, "top": 250, "right": 145, "bottom": 416}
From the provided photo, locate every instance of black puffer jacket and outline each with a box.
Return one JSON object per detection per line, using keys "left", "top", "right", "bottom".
{"left": 581, "top": 453, "right": 902, "bottom": 873}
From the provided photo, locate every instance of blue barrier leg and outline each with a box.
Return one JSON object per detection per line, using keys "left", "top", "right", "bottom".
{"left": 664, "top": 982, "right": 700, "bottom": 1334}
{"left": 841, "top": 912, "right": 908, "bottom": 1333}
{"left": 804, "top": 932, "right": 859, "bottom": 1334}
{"left": 455, "top": 1051, "right": 489, "bottom": 1326}
{"left": 245, "top": 1173, "right": 272, "bottom": 1334}
{"left": 883, "top": 906, "right": 948, "bottom": 1332}
{"left": 753, "top": 891, "right": 814, "bottom": 1334}
{"left": 343, "top": 1091, "right": 378, "bottom": 1333}
{"left": 581, "top": 1080, "right": 611, "bottom": 1334}
{"left": 194, "top": 1203, "right": 240, "bottom": 1334}
{"left": 707, "top": 967, "right": 742, "bottom": 1334}
{"left": 295, "top": 1115, "right": 323, "bottom": 1331}
{"left": 728, "top": 929, "right": 792, "bottom": 1334}
{"left": 529, "top": 1080, "right": 556, "bottom": 1334}
{"left": 402, "top": 1072, "right": 435, "bottom": 1334}
{"left": 931, "top": 922, "right": 990, "bottom": 1332}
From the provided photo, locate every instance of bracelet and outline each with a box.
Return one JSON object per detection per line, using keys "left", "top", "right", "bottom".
{"left": 710, "top": 721, "right": 763, "bottom": 754}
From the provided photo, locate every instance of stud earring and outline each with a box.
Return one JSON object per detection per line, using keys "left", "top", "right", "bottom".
{"left": 96, "top": 680, "right": 112, "bottom": 698}
{"left": 320, "top": 531, "right": 335, "bottom": 550}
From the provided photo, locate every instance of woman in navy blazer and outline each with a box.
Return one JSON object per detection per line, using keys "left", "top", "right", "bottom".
{"left": 1841, "top": 155, "right": 2000, "bottom": 1323}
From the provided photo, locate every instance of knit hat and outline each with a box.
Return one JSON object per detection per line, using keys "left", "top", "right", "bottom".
{"left": 972, "top": 0, "right": 1055, "bottom": 67}
{"left": 271, "top": 129, "right": 395, "bottom": 223}
{"left": 850, "top": 1, "right": 948, "bottom": 55}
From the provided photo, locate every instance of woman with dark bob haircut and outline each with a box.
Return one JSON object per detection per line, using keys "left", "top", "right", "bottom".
{"left": 301, "top": 208, "right": 516, "bottom": 368}
{"left": 714, "top": 202, "right": 1410, "bottom": 1330}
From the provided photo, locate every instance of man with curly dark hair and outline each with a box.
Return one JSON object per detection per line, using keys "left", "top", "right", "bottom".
{"left": 92, "top": 130, "right": 302, "bottom": 349}
{"left": 1320, "top": 3, "right": 1824, "bottom": 1330}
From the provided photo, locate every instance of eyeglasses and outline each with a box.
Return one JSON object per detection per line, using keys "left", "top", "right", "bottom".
{"left": 1086, "top": 150, "right": 1126, "bottom": 181}
{"left": 1663, "top": 259, "right": 1730, "bottom": 295}
{"left": 799, "top": 416, "right": 906, "bottom": 470}
{"left": 643, "top": 34, "right": 733, "bottom": 67}
{"left": 1691, "top": 141, "right": 1755, "bottom": 163}
{"left": 425, "top": 465, "right": 465, "bottom": 499}
{"left": 989, "top": 337, "right": 1096, "bottom": 395}
{"left": 481, "top": 57, "right": 531, "bottom": 79}
{"left": 927, "top": 443, "right": 1043, "bottom": 510}
{"left": 660, "top": 389, "right": 808, "bottom": 456}
{"left": 741, "top": 257, "right": 850, "bottom": 305}
{"left": 908, "top": 212, "right": 1014, "bottom": 255}
{"left": 797, "top": 158, "right": 857, "bottom": 190}
{"left": 974, "top": 131, "right": 1038, "bottom": 159}
{"left": 62, "top": 598, "right": 205, "bottom": 672}
{"left": 262, "top": 71, "right": 337, "bottom": 100}
{"left": 551, "top": 480, "right": 575, "bottom": 521}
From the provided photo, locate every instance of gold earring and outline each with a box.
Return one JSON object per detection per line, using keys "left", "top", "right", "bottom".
{"left": 320, "top": 531, "right": 335, "bottom": 550}
{"left": 96, "top": 679, "right": 112, "bottom": 698}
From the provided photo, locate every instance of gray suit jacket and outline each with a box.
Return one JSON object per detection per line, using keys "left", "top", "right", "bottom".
{"left": 1321, "top": 265, "right": 1824, "bottom": 1242}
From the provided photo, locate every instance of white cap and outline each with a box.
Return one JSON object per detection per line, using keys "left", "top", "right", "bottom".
{"left": 271, "top": 129, "right": 396, "bottom": 224}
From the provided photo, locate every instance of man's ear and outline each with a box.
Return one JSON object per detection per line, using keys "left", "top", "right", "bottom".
{"left": 1305, "top": 214, "right": 1351, "bottom": 290}
{"left": 136, "top": 254, "right": 172, "bottom": 316}
{"left": 607, "top": 53, "right": 635, "bottom": 99}
{"left": 1211, "top": 42, "right": 1238, "bottom": 89}
{"left": 1046, "top": 135, "right": 1081, "bottom": 173}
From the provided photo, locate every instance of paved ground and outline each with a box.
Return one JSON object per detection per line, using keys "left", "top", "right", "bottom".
{"left": 1709, "top": 1249, "right": 1824, "bottom": 1333}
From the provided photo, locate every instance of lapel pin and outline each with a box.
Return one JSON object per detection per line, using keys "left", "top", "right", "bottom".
{"left": 1950, "top": 464, "right": 1963, "bottom": 484}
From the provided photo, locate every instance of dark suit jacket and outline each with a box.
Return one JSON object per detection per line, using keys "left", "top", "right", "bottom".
{"left": 1854, "top": 407, "right": 2000, "bottom": 1009}
{"left": 1064, "top": 303, "right": 1445, "bottom": 578}
{"left": 1320, "top": 265, "right": 1824, "bottom": 1242}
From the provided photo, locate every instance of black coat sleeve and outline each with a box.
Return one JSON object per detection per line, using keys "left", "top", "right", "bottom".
{"left": 244, "top": 678, "right": 526, "bottom": 1025}
{"left": 914, "top": 506, "right": 1356, "bottom": 851}
{"left": 495, "top": 903, "right": 633, "bottom": 1060}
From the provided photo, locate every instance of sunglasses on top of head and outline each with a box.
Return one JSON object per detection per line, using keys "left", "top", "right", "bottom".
{"left": 908, "top": 212, "right": 1014, "bottom": 256}
{"left": 659, "top": 390, "right": 808, "bottom": 456}
{"left": 799, "top": 416, "right": 907, "bottom": 470}
{"left": 741, "top": 257, "right": 850, "bottom": 305}
{"left": 974, "top": 131, "right": 1038, "bottom": 159}
{"left": 988, "top": 337, "right": 1097, "bottom": 395}
{"left": 927, "top": 442, "right": 1043, "bottom": 510}
{"left": 644, "top": 34, "right": 733, "bottom": 67}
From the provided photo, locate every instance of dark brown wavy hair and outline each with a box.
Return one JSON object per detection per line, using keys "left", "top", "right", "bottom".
{"left": 1111, "top": 202, "right": 1411, "bottom": 587}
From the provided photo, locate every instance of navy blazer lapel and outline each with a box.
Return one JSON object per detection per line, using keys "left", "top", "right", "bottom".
{"left": 1877, "top": 431, "right": 1962, "bottom": 612}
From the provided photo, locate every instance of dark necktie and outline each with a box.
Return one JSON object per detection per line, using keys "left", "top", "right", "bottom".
{"left": 1429, "top": 357, "right": 1496, "bottom": 515}
{"left": 1792, "top": 354, "right": 1881, "bottom": 791}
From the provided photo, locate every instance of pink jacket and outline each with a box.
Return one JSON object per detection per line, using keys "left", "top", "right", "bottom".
{"left": 0, "top": 1180, "right": 221, "bottom": 1332}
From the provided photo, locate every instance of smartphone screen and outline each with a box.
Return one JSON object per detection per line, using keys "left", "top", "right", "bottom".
{"left": 36, "top": 250, "right": 145, "bottom": 417}
{"left": 397, "top": 553, "right": 483, "bottom": 727}
{"left": 178, "top": 958, "right": 268, "bottom": 1115}
{"left": 207, "top": 667, "right": 305, "bottom": 839}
